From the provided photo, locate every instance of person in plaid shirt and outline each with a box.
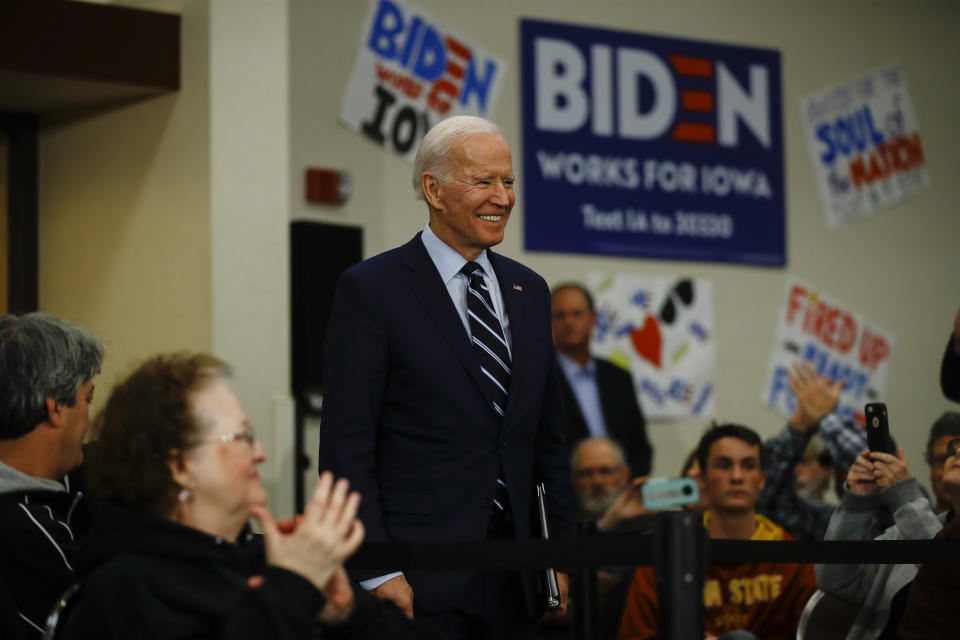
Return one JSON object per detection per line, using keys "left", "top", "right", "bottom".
{"left": 756, "top": 361, "right": 867, "bottom": 540}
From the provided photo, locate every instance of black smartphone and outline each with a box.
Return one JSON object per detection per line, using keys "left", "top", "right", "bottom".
{"left": 865, "top": 402, "right": 895, "bottom": 454}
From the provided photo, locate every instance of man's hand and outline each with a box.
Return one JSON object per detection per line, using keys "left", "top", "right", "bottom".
{"left": 870, "top": 448, "right": 910, "bottom": 489}
{"left": 373, "top": 575, "right": 414, "bottom": 618}
{"left": 598, "top": 476, "right": 651, "bottom": 532}
{"left": 847, "top": 450, "right": 878, "bottom": 495}
{"left": 788, "top": 360, "right": 845, "bottom": 431}
{"left": 540, "top": 572, "right": 570, "bottom": 621}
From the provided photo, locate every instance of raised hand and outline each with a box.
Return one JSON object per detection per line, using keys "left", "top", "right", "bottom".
{"left": 251, "top": 471, "right": 365, "bottom": 592}
{"left": 788, "top": 360, "right": 845, "bottom": 431}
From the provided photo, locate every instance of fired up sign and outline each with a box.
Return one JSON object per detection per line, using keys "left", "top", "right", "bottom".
{"left": 800, "top": 62, "right": 929, "bottom": 228}
{"left": 520, "top": 20, "right": 784, "bottom": 266}
{"left": 341, "top": 0, "right": 507, "bottom": 161}
{"left": 763, "top": 279, "right": 894, "bottom": 426}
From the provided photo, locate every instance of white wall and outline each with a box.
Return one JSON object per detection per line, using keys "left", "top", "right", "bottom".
{"left": 39, "top": 0, "right": 213, "bottom": 400}
{"left": 289, "top": 0, "right": 960, "bottom": 493}
{"left": 209, "top": 0, "right": 293, "bottom": 514}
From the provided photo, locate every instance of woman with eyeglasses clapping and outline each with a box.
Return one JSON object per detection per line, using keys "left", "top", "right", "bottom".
{"left": 58, "top": 353, "right": 445, "bottom": 640}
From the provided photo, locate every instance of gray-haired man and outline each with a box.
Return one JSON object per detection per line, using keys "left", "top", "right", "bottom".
{"left": 0, "top": 312, "right": 104, "bottom": 638}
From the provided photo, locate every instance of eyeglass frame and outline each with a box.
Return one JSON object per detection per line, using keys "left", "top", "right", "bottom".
{"left": 572, "top": 464, "right": 623, "bottom": 481}
{"left": 200, "top": 426, "right": 257, "bottom": 447}
{"left": 946, "top": 437, "right": 960, "bottom": 460}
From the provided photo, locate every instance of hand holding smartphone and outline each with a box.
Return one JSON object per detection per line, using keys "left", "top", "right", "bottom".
{"left": 865, "top": 402, "right": 895, "bottom": 455}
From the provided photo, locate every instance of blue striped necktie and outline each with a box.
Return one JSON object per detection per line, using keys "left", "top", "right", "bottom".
{"left": 462, "top": 262, "right": 511, "bottom": 418}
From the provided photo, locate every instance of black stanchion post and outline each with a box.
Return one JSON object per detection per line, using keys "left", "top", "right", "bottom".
{"left": 573, "top": 565, "right": 598, "bottom": 640}
{"left": 293, "top": 398, "right": 306, "bottom": 513}
{"left": 654, "top": 511, "right": 705, "bottom": 640}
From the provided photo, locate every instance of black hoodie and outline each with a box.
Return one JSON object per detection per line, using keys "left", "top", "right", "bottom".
{"left": 60, "top": 502, "right": 446, "bottom": 640}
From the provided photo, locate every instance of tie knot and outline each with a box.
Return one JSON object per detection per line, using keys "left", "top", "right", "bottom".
{"left": 462, "top": 262, "right": 484, "bottom": 279}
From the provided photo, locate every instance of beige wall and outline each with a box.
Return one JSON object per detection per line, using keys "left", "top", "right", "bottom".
{"left": 38, "top": 0, "right": 212, "bottom": 390}
{"left": 291, "top": 0, "right": 960, "bottom": 491}
{"left": 33, "top": 0, "right": 960, "bottom": 509}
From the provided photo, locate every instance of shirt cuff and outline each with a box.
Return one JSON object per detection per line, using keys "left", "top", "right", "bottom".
{"left": 359, "top": 572, "right": 404, "bottom": 591}
{"left": 818, "top": 412, "right": 847, "bottom": 436}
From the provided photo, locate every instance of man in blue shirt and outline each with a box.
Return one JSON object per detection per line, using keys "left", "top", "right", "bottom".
{"left": 551, "top": 283, "right": 652, "bottom": 477}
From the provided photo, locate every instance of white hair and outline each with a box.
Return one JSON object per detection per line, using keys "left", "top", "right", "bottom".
{"left": 412, "top": 116, "right": 503, "bottom": 200}
{"left": 571, "top": 436, "right": 627, "bottom": 470}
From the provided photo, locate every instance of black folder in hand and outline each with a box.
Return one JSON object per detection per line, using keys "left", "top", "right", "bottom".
{"left": 536, "top": 482, "right": 562, "bottom": 610}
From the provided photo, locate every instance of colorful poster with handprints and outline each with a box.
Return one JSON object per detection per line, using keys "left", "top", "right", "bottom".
{"left": 763, "top": 278, "right": 894, "bottom": 425}
{"left": 588, "top": 274, "right": 715, "bottom": 419}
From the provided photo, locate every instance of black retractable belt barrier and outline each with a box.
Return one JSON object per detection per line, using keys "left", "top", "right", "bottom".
{"left": 347, "top": 513, "right": 959, "bottom": 640}
{"left": 347, "top": 535, "right": 959, "bottom": 571}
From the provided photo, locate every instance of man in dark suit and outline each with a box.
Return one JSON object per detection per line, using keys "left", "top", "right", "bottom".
{"left": 318, "top": 116, "right": 573, "bottom": 639}
{"left": 551, "top": 283, "right": 653, "bottom": 477}
{"left": 941, "top": 306, "right": 960, "bottom": 403}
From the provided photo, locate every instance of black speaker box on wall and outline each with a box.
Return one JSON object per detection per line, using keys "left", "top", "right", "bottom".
{"left": 290, "top": 221, "right": 362, "bottom": 409}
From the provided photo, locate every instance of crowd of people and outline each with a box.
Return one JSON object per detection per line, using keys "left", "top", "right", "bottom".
{"left": 1, "top": 115, "right": 958, "bottom": 640}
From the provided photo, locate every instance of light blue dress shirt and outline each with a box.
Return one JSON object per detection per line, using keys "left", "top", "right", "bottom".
{"left": 419, "top": 223, "right": 512, "bottom": 355}
{"left": 556, "top": 352, "right": 609, "bottom": 438}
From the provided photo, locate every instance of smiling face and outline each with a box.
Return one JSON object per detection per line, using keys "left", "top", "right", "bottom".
{"left": 423, "top": 133, "right": 515, "bottom": 261}
{"left": 702, "top": 437, "right": 765, "bottom": 515}
{"left": 180, "top": 380, "right": 267, "bottom": 539}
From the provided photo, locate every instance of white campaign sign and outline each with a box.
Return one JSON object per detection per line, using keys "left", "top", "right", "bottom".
{"left": 340, "top": 0, "right": 507, "bottom": 161}
{"left": 800, "top": 61, "right": 929, "bottom": 228}
{"left": 762, "top": 278, "right": 894, "bottom": 425}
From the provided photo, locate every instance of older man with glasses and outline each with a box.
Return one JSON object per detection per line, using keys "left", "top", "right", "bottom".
{"left": 815, "top": 411, "right": 960, "bottom": 639}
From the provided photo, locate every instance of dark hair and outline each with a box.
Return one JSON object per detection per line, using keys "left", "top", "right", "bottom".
{"left": 925, "top": 412, "right": 960, "bottom": 464}
{"left": 0, "top": 313, "right": 104, "bottom": 440}
{"left": 89, "top": 353, "right": 230, "bottom": 517}
{"left": 551, "top": 282, "right": 595, "bottom": 312}
{"left": 696, "top": 422, "right": 765, "bottom": 472}
{"left": 680, "top": 448, "right": 699, "bottom": 476}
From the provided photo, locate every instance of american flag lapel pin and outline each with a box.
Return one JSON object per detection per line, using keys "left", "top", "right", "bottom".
{"left": 513, "top": 284, "right": 523, "bottom": 292}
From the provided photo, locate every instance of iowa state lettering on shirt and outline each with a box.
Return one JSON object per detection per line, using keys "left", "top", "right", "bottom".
{"left": 703, "top": 574, "right": 783, "bottom": 608}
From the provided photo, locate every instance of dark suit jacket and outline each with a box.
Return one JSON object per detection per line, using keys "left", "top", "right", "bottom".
{"left": 317, "top": 233, "right": 573, "bottom": 616}
{"left": 941, "top": 335, "right": 960, "bottom": 403}
{"left": 558, "top": 357, "right": 652, "bottom": 477}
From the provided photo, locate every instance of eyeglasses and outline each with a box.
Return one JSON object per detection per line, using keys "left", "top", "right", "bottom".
{"left": 947, "top": 438, "right": 960, "bottom": 459}
{"left": 573, "top": 465, "right": 621, "bottom": 480}
{"left": 202, "top": 427, "right": 256, "bottom": 447}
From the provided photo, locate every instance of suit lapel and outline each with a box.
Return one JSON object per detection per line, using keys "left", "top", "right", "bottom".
{"left": 490, "top": 252, "right": 526, "bottom": 428}
{"left": 400, "top": 234, "right": 490, "bottom": 400}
